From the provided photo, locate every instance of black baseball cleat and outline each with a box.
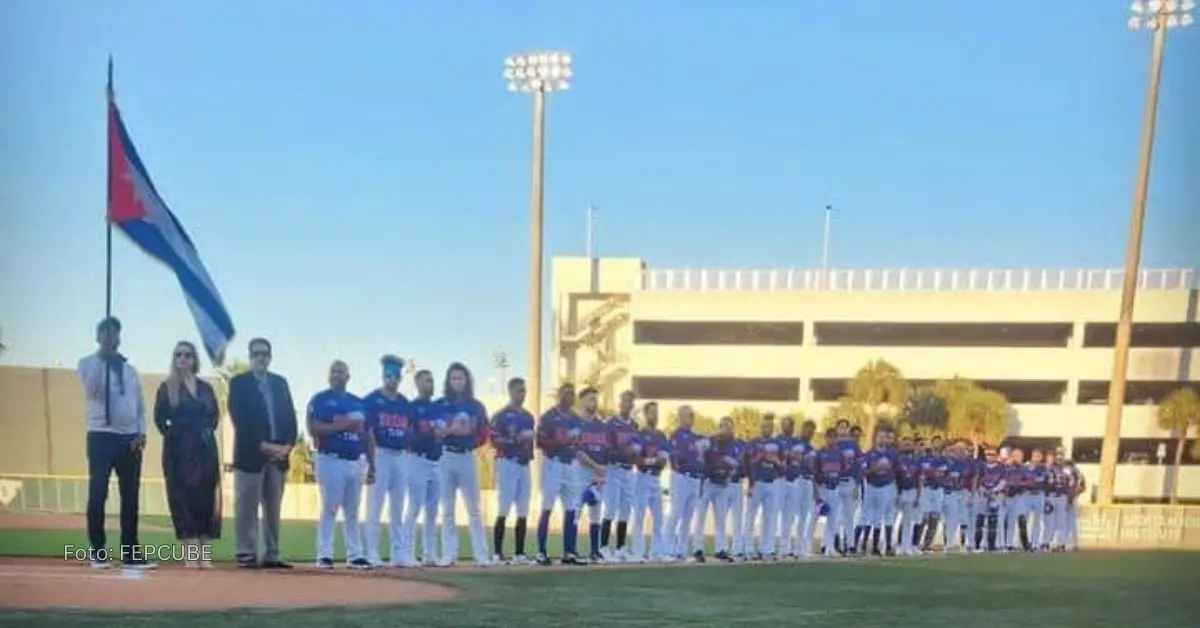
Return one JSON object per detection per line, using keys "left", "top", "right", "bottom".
{"left": 236, "top": 556, "right": 259, "bottom": 569}
{"left": 588, "top": 553, "right": 604, "bottom": 564}
{"left": 714, "top": 550, "right": 731, "bottom": 562}
{"left": 349, "top": 558, "right": 372, "bottom": 570}
{"left": 692, "top": 550, "right": 706, "bottom": 563}
{"left": 562, "top": 553, "right": 586, "bottom": 566}
{"left": 262, "top": 560, "right": 292, "bottom": 569}
{"left": 535, "top": 553, "right": 553, "bottom": 566}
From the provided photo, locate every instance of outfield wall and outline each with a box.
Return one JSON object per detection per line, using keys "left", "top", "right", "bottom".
{"left": 3, "top": 473, "right": 1198, "bottom": 549}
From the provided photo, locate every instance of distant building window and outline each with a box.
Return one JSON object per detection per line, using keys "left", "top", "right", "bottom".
{"left": 810, "top": 378, "right": 1065, "bottom": 404}
{"left": 1070, "top": 437, "right": 1198, "bottom": 465}
{"left": 1082, "top": 323, "right": 1200, "bottom": 348}
{"left": 1076, "top": 381, "right": 1200, "bottom": 405}
{"left": 813, "top": 322, "right": 1073, "bottom": 348}
{"left": 632, "top": 376, "right": 801, "bottom": 402}
{"left": 633, "top": 321, "right": 805, "bottom": 346}
{"left": 1001, "top": 437, "right": 1064, "bottom": 458}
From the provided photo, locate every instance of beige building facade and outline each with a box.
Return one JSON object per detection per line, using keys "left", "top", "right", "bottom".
{"left": 552, "top": 257, "right": 1199, "bottom": 500}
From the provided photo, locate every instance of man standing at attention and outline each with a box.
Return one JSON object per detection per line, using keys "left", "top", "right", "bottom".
{"left": 228, "top": 337, "right": 298, "bottom": 569}
{"left": 77, "top": 316, "right": 154, "bottom": 569}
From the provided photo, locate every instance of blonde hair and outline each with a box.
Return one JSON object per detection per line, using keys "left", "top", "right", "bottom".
{"left": 167, "top": 341, "right": 200, "bottom": 407}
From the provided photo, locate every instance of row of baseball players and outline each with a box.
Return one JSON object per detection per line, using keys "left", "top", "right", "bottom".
{"left": 308, "top": 357, "right": 1084, "bottom": 569}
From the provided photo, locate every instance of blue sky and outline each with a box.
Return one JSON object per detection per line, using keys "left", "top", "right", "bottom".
{"left": 1, "top": 1, "right": 1197, "bottom": 405}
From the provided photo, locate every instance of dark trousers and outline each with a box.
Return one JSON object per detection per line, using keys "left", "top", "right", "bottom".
{"left": 86, "top": 431, "right": 143, "bottom": 561}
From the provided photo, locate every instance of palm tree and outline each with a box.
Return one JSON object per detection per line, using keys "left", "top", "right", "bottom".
{"left": 729, "top": 405, "right": 765, "bottom": 440}
{"left": 1157, "top": 387, "right": 1200, "bottom": 505}
{"left": 846, "top": 359, "right": 908, "bottom": 443}
{"left": 900, "top": 387, "right": 950, "bottom": 438}
{"left": 821, "top": 396, "right": 871, "bottom": 433}
{"left": 937, "top": 379, "right": 1009, "bottom": 446}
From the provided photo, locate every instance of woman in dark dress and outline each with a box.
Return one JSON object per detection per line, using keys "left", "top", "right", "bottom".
{"left": 154, "top": 341, "right": 222, "bottom": 568}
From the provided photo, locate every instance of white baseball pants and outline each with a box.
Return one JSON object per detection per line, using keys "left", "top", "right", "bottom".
{"left": 402, "top": 454, "right": 440, "bottom": 563}
{"left": 695, "top": 481, "right": 735, "bottom": 553}
{"left": 862, "top": 483, "right": 897, "bottom": 528}
{"left": 666, "top": 473, "right": 701, "bottom": 556}
{"left": 777, "top": 479, "right": 802, "bottom": 555}
{"left": 743, "top": 479, "right": 780, "bottom": 556}
{"left": 1044, "top": 494, "right": 1068, "bottom": 547}
{"left": 795, "top": 479, "right": 816, "bottom": 556}
{"left": 836, "top": 481, "right": 857, "bottom": 545}
{"left": 602, "top": 464, "right": 636, "bottom": 523}
{"left": 575, "top": 465, "right": 602, "bottom": 522}
{"left": 818, "top": 485, "right": 841, "bottom": 555}
{"left": 364, "top": 447, "right": 407, "bottom": 565}
{"left": 630, "top": 470, "right": 665, "bottom": 560}
{"left": 729, "top": 481, "right": 747, "bottom": 555}
{"left": 942, "top": 490, "right": 968, "bottom": 551}
{"left": 895, "top": 488, "right": 920, "bottom": 552}
{"left": 495, "top": 457, "right": 531, "bottom": 519}
{"left": 438, "top": 450, "right": 489, "bottom": 564}
{"left": 540, "top": 458, "right": 578, "bottom": 514}
{"left": 315, "top": 453, "right": 365, "bottom": 563}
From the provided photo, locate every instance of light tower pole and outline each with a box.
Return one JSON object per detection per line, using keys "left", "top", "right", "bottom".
{"left": 1097, "top": 0, "right": 1193, "bottom": 505}
{"left": 504, "top": 50, "right": 573, "bottom": 418}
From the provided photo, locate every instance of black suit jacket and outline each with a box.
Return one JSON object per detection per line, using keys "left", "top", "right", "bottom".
{"left": 227, "top": 371, "right": 298, "bottom": 472}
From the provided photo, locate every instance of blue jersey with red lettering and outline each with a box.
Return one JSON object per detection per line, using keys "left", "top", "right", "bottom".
{"left": 437, "top": 396, "right": 488, "bottom": 453}
{"left": 538, "top": 406, "right": 581, "bottom": 464}
{"left": 919, "top": 453, "right": 948, "bottom": 489}
{"left": 980, "top": 461, "right": 1007, "bottom": 492}
{"left": 577, "top": 415, "right": 612, "bottom": 466}
{"left": 896, "top": 453, "right": 921, "bottom": 491}
{"left": 406, "top": 396, "right": 444, "bottom": 461}
{"left": 776, "top": 435, "right": 800, "bottom": 481}
{"left": 861, "top": 448, "right": 898, "bottom": 488}
{"left": 704, "top": 436, "right": 741, "bottom": 485}
{"left": 745, "top": 436, "right": 784, "bottom": 483}
{"left": 638, "top": 428, "right": 670, "bottom": 475}
{"left": 668, "top": 427, "right": 705, "bottom": 476}
{"left": 836, "top": 439, "right": 862, "bottom": 482}
{"left": 815, "top": 445, "right": 845, "bottom": 490}
{"left": 1048, "top": 463, "right": 1070, "bottom": 495}
{"left": 362, "top": 389, "right": 410, "bottom": 451}
{"left": 942, "top": 459, "right": 972, "bottom": 492}
{"left": 729, "top": 439, "right": 748, "bottom": 482}
{"left": 1029, "top": 463, "right": 1050, "bottom": 493}
{"left": 490, "top": 405, "right": 535, "bottom": 465}
{"left": 307, "top": 388, "right": 365, "bottom": 459}
{"left": 789, "top": 438, "right": 815, "bottom": 480}
{"left": 606, "top": 415, "right": 642, "bottom": 467}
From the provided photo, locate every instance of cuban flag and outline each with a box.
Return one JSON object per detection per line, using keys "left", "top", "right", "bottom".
{"left": 107, "top": 86, "right": 235, "bottom": 363}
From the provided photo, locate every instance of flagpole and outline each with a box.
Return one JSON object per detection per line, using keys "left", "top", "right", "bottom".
{"left": 104, "top": 55, "right": 113, "bottom": 426}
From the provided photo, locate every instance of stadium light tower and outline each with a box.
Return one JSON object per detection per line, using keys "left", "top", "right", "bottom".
{"left": 1097, "top": 0, "right": 1193, "bottom": 505}
{"left": 504, "top": 50, "right": 572, "bottom": 418}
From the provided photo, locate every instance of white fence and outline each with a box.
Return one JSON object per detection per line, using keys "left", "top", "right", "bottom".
{"left": 639, "top": 267, "right": 1198, "bottom": 292}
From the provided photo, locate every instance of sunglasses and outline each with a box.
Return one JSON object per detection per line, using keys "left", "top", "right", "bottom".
{"left": 251, "top": 350, "right": 271, "bottom": 357}
{"left": 174, "top": 351, "right": 194, "bottom": 359}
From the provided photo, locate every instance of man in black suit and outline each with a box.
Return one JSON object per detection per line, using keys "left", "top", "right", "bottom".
{"left": 228, "top": 337, "right": 298, "bottom": 568}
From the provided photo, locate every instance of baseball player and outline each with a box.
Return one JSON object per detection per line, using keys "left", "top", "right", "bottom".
{"left": 574, "top": 387, "right": 612, "bottom": 563}
{"left": 1027, "top": 448, "right": 1051, "bottom": 551}
{"left": 728, "top": 433, "right": 749, "bottom": 560}
{"left": 742, "top": 413, "right": 783, "bottom": 561}
{"left": 941, "top": 441, "right": 972, "bottom": 553}
{"left": 307, "top": 360, "right": 372, "bottom": 569}
{"left": 814, "top": 428, "right": 845, "bottom": 557}
{"left": 489, "top": 377, "right": 535, "bottom": 565}
{"left": 917, "top": 436, "right": 948, "bottom": 552}
{"left": 695, "top": 416, "right": 739, "bottom": 562}
{"left": 664, "top": 405, "right": 705, "bottom": 562}
{"left": 362, "top": 355, "right": 410, "bottom": 567}
{"left": 435, "top": 362, "right": 491, "bottom": 567}
{"left": 976, "top": 447, "right": 1007, "bottom": 552}
{"left": 965, "top": 442, "right": 986, "bottom": 552}
{"left": 400, "top": 369, "right": 443, "bottom": 567}
{"left": 1004, "top": 448, "right": 1030, "bottom": 551}
{"left": 775, "top": 416, "right": 806, "bottom": 559}
{"left": 859, "top": 427, "right": 898, "bottom": 556}
{"left": 534, "top": 384, "right": 585, "bottom": 566}
{"left": 1062, "top": 454, "right": 1085, "bottom": 551}
{"left": 833, "top": 420, "right": 862, "bottom": 554}
{"left": 893, "top": 436, "right": 923, "bottom": 556}
{"left": 629, "top": 401, "right": 670, "bottom": 563}
{"left": 792, "top": 420, "right": 818, "bottom": 558}
{"left": 1044, "top": 450, "right": 1069, "bottom": 551}
{"left": 600, "top": 390, "right": 641, "bottom": 562}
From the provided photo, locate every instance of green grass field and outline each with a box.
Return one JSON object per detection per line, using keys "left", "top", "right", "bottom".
{"left": 1, "top": 518, "right": 1196, "bottom": 627}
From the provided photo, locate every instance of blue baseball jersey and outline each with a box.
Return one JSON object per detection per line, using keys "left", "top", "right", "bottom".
{"left": 490, "top": 405, "right": 536, "bottom": 465}
{"left": 942, "top": 459, "right": 972, "bottom": 492}
{"left": 1029, "top": 463, "right": 1050, "bottom": 493}
{"left": 362, "top": 389, "right": 410, "bottom": 451}
{"left": 776, "top": 435, "right": 800, "bottom": 481}
{"left": 795, "top": 439, "right": 817, "bottom": 480}
{"left": 538, "top": 406, "right": 581, "bottom": 464}
{"left": 980, "top": 461, "right": 1007, "bottom": 492}
{"left": 406, "top": 396, "right": 444, "bottom": 461}
{"left": 1048, "top": 463, "right": 1070, "bottom": 495}
{"left": 637, "top": 428, "right": 670, "bottom": 475}
{"left": 606, "top": 415, "right": 642, "bottom": 467}
{"left": 861, "top": 448, "right": 898, "bottom": 488}
{"left": 729, "top": 438, "right": 748, "bottom": 482}
{"left": 668, "top": 427, "right": 705, "bottom": 476}
{"left": 836, "top": 439, "right": 862, "bottom": 482}
{"left": 704, "top": 436, "right": 740, "bottom": 485}
{"left": 919, "top": 453, "right": 948, "bottom": 490}
{"left": 307, "top": 388, "right": 366, "bottom": 459}
{"left": 895, "top": 453, "right": 922, "bottom": 491}
{"left": 745, "top": 436, "right": 784, "bottom": 483}
{"left": 437, "top": 396, "right": 488, "bottom": 453}
{"left": 815, "top": 445, "right": 845, "bottom": 490}
{"left": 576, "top": 415, "right": 612, "bottom": 466}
